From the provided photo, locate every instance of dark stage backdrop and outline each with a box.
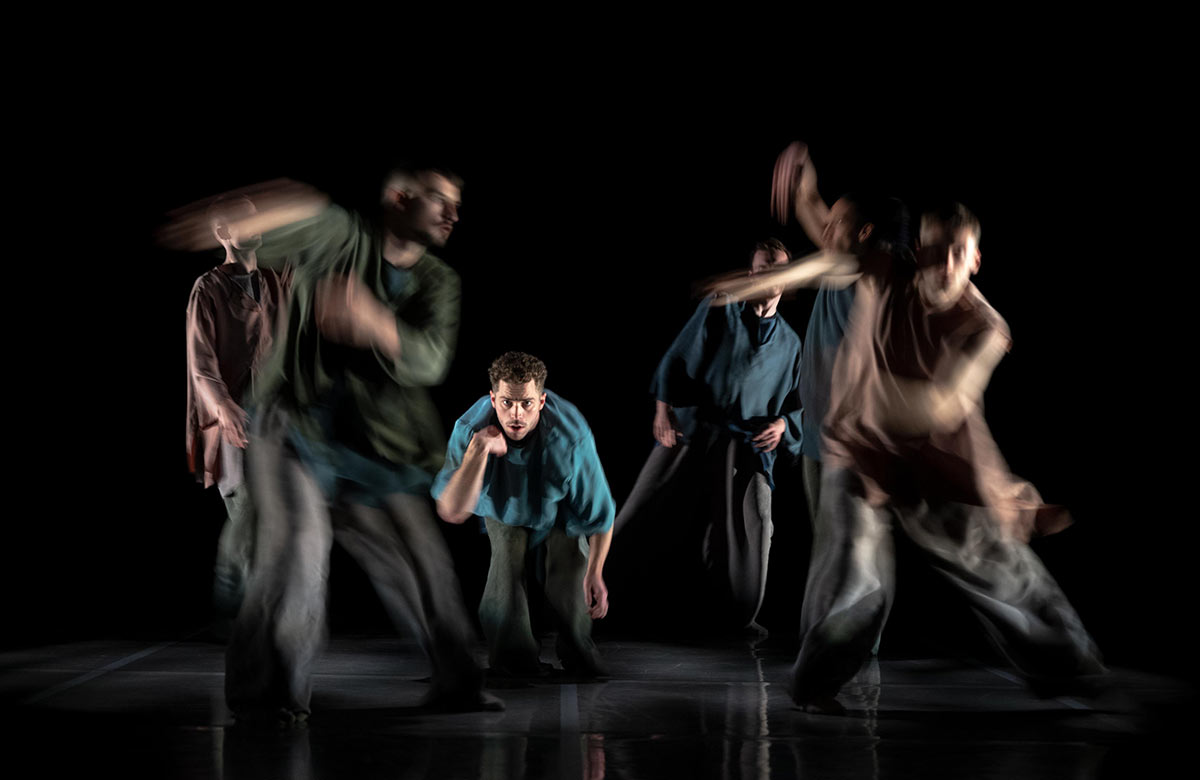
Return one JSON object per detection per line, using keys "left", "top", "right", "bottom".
{"left": 15, "top": 88, "right": 1191, "bottom": 681}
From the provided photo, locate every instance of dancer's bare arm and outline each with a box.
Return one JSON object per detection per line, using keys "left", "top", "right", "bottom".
{"left": 436, "top": 426, "right": 507, "bottom": 524}
{"left": 158, "top": 179, "right": 329, "bottom": 252}
{"left": 772, "top": 141, "right": 831, "bottom": 246}
{"left": 584, "top": 528, "right": 612, "bottom": 619}
{"left": 703, "top": 249, "right": 860, "bottom": 304}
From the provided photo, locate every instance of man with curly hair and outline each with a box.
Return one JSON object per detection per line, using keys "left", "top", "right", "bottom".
{"left": 434, "top": 352, "right": 615, "bottom": 678}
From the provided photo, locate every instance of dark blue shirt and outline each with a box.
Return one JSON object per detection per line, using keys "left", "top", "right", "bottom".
{"left": 650, "top": 296, "right": 804, "bottom": 488}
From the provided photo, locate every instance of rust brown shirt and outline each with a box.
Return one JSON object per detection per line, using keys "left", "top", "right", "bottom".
{"left": 823, "top": 260, "right": 1064, "bottom": 538}
{"left": 185, "top": 263, "right": 291, "bottom": 488}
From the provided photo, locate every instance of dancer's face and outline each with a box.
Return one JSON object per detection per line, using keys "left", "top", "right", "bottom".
{"left": 388, "top": 172, "right": 461, "bottom": 247}
{"left": 916, "top": 224, "right": 980, "bottom": 309}
{"left": 489, "top": 380, "right": 547, "bottom": 441}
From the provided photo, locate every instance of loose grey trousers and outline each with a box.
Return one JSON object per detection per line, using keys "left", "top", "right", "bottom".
{"left": 479, "top": 517, "right": 601, "bottom": 673}
{"left": 789, "top": 466, "right": 1104, "bottom": 703}
{"left": 226, "top": 410, "right": 482, "bottom": 716}
{"left": 615, "top": 438, "right": 773, "bottom": 629}
{"left": 800, "top": 454, "right": 822, "bottom": 526}
{"left": 802, "top": 454, "right": 889, "bottom": 655}
{"left": 213, "top": 486, "right": 255, "bottom": 620}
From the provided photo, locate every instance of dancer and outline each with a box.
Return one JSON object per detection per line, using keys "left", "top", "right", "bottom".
{"left": 614, "top": 240, "right": 802, "bottom": 633}
{"left": 711, "top": 151, "right": 1104, "bottom": 711}
{"left": 167, "top": 163, "right": 500, "bottom": 722}
{"left": 434, "top": 352, "right": 614, "bottom": 678}
{"left": 185, "top": 195, "right": 290, "bottom": 625}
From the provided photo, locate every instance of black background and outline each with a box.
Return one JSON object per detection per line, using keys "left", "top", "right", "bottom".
{"left": 12, "top": 61, "right": 1192, "bottom": 682}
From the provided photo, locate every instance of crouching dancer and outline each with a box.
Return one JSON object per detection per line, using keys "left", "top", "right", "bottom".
{"left": 434, "top": 352, "right": 614, "bottom": 679}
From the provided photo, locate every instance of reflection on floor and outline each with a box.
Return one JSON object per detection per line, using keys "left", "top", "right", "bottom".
{"left": 1, "top": 634, "right": 1192, "bottom": 779}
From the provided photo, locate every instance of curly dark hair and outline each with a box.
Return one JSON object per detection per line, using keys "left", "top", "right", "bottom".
{"left": 488, "top": 351, "right": 547, "bottom": 392}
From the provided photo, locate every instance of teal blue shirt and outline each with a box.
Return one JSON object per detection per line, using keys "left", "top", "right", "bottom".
{"left": 650, "top": 295, "right": 804, "bottom": 488}
{"left": 799, "top": 284, "right": 856, "bottom": 460}
{"left": 431, "top": 390, "right": 615, "bottom": 546}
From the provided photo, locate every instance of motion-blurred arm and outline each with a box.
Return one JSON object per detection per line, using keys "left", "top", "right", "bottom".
{"left": 158, "top": 179, "right": 330, "bottom": 253}
{"left": 436, "top": 426, "right": 507, "bottom": 525}
{"left": 772, "top": 141, "right": 832, "bottom": 247}
{"left": 879, "top": 327, "right": 1010, "bottom": 435}
{"left": 704, "top": 249, "right": 860, "bottom": 304}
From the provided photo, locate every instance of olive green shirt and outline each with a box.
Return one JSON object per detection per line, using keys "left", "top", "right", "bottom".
{"left": 254, "top": 205, "right": 460, "bottom": 479}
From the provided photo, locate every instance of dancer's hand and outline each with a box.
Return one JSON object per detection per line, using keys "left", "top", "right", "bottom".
{"left": 771, "top": 141, "right": 810, "bottom": 223}
{"left": 471, "top": 425, "right": 508, "bottom": 458}
{"left": 583, "top": 571, "right": 609, "bottom": 619}
{"left": 751, "top": 418, "right": 786, "bottom": 453}
{"left": 216, "top": 400, "right": 249, "bottom": 449}
{"left": 653, "top": 401, "right": 680, "bottom": 448}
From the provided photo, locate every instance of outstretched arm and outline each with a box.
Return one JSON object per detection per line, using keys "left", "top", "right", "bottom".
{"left": 703, "top": 249, "right": 860, "bottom": 304}
{"left": 435, "top": 426, "right": 507, "bottom": 524}
{"left": 157, "top": 179, "right": 329, "bottom": 253}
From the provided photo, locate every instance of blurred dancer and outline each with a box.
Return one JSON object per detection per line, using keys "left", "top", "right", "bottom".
{"left": 773, "top": 144, "right": 908, "bottom": 524}
{"left": 613, "top": 241, "right": 803, "bottom": 634}
{"left": 185, "top": 196, "right": 290, "bottom": 627}
{"left": 777, "top": 143, "right": 910, "bottom": 653}
{"left": 434, "top": 352, "right": 614, "bottom": 678}
{"left": 168, "top": 163, "right": 500, "bottom": 722}
{"left": 712, "top": 152, "right": 1104, "bottom": 711}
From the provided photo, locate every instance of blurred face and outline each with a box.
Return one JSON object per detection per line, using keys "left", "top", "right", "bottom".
{"left": 395, "top": 172, "right": 461, "bottom": 247}
{"left": 748, "top": 247, "right": 791, "bottom": 303}
{"left": 489, "top": 380, "right": 547, "bottom": 441}
{"left": 821, "top": 198, "right": 869, "bottom": 255}
{"left": 916, "top": 223, "right": 980, "bottom": 309}
{"left": 212, "top": 199, "right": 262, "bottom": 252}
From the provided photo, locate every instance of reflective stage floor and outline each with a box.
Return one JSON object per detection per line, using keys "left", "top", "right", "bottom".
{"left": 1, "top": 634, "right": 1192, "bottom": 778}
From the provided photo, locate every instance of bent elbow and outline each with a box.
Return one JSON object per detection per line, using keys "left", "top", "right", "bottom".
{"left": 436, "top": 501, "right": 470, "bottom": 525}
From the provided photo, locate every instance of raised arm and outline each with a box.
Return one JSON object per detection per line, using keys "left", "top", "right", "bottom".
{"left": 772, "top": 141, "right": 832, "bottom": 247}
{"left": 435, "top": 425, "right": 507, "bottom": 524}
